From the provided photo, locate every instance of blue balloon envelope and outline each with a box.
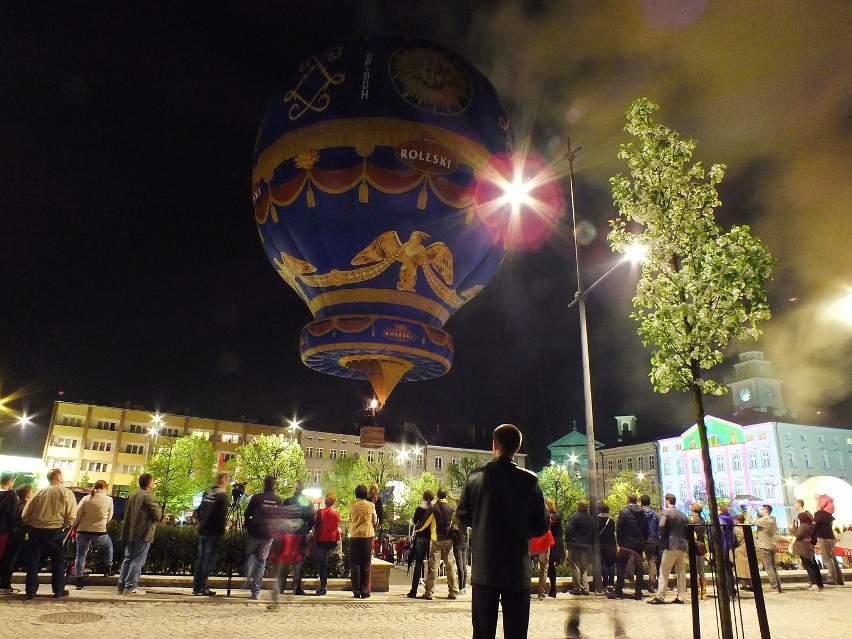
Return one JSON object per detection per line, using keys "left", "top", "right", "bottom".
{"left": 253, "top": 34, "right": 513, "bottom": 405}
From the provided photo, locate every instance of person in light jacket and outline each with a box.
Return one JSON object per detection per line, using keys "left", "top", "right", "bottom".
{"left": 73, "top": 479, "right": 114, "bottom": 588}
{"left": 349, "top": 484, "right": 377, "bottom": 598}
{"left": 754, "top": 504, "right": 780, "bottom": 593}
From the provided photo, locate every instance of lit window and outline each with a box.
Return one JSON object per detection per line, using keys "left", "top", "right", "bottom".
{"left": 340, "top": 450, "right": 347, "bottom": 459}
{"left": 729, "top": 432, "right": 737, "bottom": 444}
{"left": 316, "top": 448, "right": 323, "bottom": 459}
{"left": 746, "top": 434, "right": 754, "bottom": 442}
{"left": 329, "top": 449, "right": 337, "bottom": 460}
{"left": 758, "top": 432, "right": 766, "bottom": 440}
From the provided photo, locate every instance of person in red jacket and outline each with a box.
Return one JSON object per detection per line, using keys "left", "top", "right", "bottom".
{"left": 313, "top": 493, "right": 341, "bottom": 596}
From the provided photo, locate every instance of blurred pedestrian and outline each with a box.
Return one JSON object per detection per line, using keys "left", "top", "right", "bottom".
{"left": 280, "top": 481, "right": 314, "bottom": 595}
{"left": 242, "top": 475, "right": 281, "bottom": 600}
{"left": 457, "top": 424, "right": 549, "bottom": 639}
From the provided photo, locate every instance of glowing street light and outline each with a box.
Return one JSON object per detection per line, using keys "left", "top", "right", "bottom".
{"left": 637, "top": 471, "right": 646, "bottom": 482}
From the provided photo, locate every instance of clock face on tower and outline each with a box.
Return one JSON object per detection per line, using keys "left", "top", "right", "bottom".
{"left": 739, "top": 388, "right": 751, "bottom": 402}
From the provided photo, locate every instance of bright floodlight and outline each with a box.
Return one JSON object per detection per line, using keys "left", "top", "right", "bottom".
{"left": 568, "top": 453, "right": 579, "bottom": 464}
{"left": 17, "top": 413, "right": 31, "bottom": 427}
{"left": 150, "top": 428, "right": 159, "bottom": 437}
{"left": 624, "top": 242, "right": 647, "bottom": 264}
{"left": 501, "top": 175, "right": 534, "bottom": 214}
{"left": 637, "top": 471, "right": 646, "bottom": 481}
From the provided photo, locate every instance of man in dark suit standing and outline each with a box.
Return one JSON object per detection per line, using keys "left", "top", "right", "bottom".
{"left": 457, "top": 424, "right": 550, "bottom": 639}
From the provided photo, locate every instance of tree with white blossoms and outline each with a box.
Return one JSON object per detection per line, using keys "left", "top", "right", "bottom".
{"left": 609, "top": 98, "right": 774, "bottom": 637}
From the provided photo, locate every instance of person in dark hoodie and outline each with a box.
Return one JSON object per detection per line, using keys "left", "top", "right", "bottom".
{"left": 242, "top": 475, "right": 282, "bottom": 600}
{"left": 564, "top": 500, "right": 595, "bottom": 596}
{"left": 192, "top": 472, "right": 230, "bottom": 596}
{"left": 407, "top": 490, "right": 434, "bottom": 598}
{"left": 607, "top": 493, "right": 649, "bottom": 600}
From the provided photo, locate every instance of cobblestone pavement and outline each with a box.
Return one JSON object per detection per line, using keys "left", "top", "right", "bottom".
{"left": 1, "top": 582, "right": 848, "bottom": 639}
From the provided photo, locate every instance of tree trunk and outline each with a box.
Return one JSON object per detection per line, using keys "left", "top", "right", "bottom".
{"left": 691, "top": 359, "right": 733, "bottom": 639}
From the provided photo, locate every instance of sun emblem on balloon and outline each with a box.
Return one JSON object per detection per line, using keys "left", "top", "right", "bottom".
{"left": 389, "top": 48, "right": 472, "bottom": 115}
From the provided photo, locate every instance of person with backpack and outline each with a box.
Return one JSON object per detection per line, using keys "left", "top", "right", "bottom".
{"left": 415, "top": 487, "right": 459, "bottom": 600}
{"left": 607, "top": 493, "right": 649, "bottom": 600}
{"left": 640, "top": 494, "right": 660, "bottom": 593}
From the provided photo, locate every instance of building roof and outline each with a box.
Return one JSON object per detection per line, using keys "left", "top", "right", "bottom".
{"left": 547, "top": 426, "right": 604, "bottom": 452}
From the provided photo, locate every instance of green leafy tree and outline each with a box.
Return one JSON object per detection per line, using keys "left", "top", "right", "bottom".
{"left": 145, "top": 435, "right": 216, "bottom": 515}
{"left": 609, "top": 98, "right": 774, "bottom": 638}
{"left": 446, "top": 457, "right": 483, "bottom": 495}
{"left": 360, "top": 452, "right": 403, "bottom": 488}
{"left": 229, "top": 433, "right": 306, "bottom": 497}
{"left": 602, "top": 469, "right": 660, "bottom": 516}
{"left": 323, "top": 456, "right": 364, "bottom": 521}
{"left": 397, "top": 471, "right": 441, "bottom": 524}
{"left": 539, "top": 464, "right": 586, "bottom": 517}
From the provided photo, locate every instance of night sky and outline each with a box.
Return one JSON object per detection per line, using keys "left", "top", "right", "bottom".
{"left": 2, "top": 1, "right": 850, "bottom": 469}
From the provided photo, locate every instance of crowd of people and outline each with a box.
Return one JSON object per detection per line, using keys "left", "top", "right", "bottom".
{"left": 2, "top": 424, "right": 851, "bottom": 639}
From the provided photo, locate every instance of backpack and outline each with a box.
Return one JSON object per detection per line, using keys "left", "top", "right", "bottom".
{"left": 643, "top": 507, "right": 659, "bottom": 541}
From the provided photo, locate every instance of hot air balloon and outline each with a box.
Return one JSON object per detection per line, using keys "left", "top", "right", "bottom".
{"left": 253, "top": 35, "right": 514, "bottom": 444}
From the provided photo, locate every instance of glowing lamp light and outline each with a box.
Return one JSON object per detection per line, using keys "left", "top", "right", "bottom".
{"left": 624, "top": 242, "right": 647, "bottom": 264}
{"left": 637, "top": 472, "right": 646, "bottom": 481}
{"left": 475, "top": 152, "right": 566, "bottom": 251}
{"left": 568, "top": 453, "right": 579, "bottom": 464}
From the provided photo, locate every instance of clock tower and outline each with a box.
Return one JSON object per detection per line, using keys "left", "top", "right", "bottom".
{"left": 725, "top": 351, "right": 785, "bottom": 415}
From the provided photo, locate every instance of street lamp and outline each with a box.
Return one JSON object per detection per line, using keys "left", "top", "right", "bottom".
{"left": 287, "top": 419, "right": 302, "bottom": 444}
{"left": 562, "top": 140, "right": 644, "bottom": 593}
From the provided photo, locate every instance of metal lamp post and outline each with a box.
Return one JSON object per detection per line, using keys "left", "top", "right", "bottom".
{"left": 563, "top": 141, "right": 644, "bottom": 593}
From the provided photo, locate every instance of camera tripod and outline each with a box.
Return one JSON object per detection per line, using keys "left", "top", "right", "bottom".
{"left": 226, "top": 495, "right": 245, "bottom": 596}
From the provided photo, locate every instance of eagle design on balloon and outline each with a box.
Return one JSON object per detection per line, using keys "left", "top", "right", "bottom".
{"left": 275, "top": 230, "right": 482, "bottom": 308}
